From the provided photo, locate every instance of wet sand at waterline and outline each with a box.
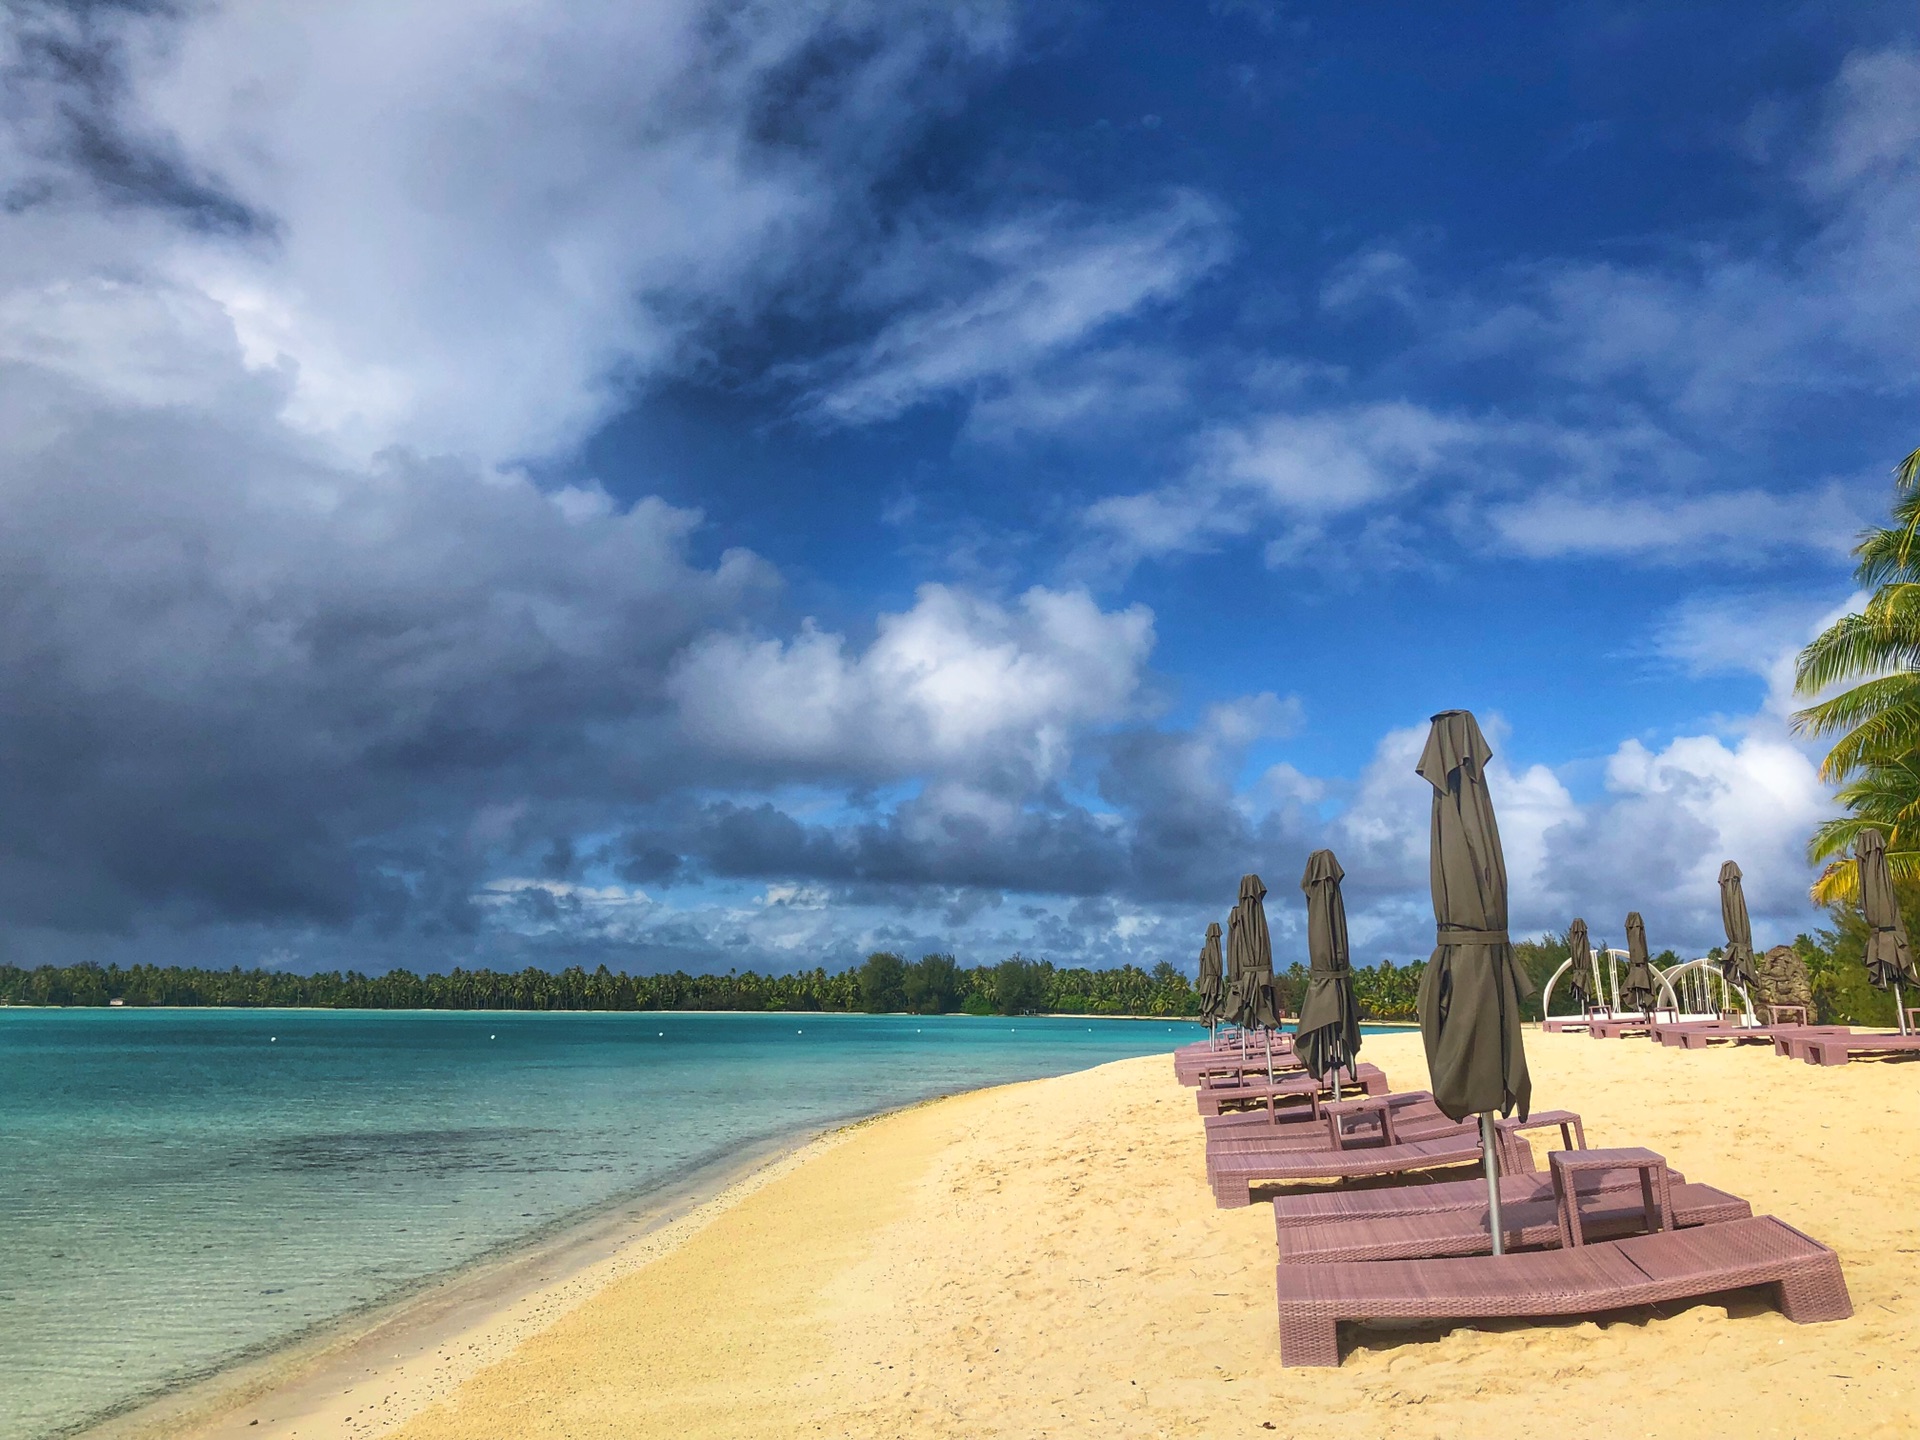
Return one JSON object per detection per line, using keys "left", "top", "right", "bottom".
{"left": 175, "top": 1031, "right": 1916, "bottom": 1440}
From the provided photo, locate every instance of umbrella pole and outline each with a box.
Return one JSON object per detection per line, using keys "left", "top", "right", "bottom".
{"left": 1480, "top": 1113, "right": 1505, "bottom": 1257}
{"left": 1264, "top": 1025, "right": 1275, "bottom": 1084}
{"left": 1898, "top": 981, "right": 1908, "bottom": 1036}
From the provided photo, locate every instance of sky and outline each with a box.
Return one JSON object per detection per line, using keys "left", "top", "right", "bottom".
{"left": 0, "top": 0, "right": 1915, "bottom": 977}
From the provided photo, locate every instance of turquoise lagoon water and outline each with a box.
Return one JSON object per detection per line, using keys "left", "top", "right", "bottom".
{"left": 0, "top": 1008, "right": 1200, "bottom": 1440}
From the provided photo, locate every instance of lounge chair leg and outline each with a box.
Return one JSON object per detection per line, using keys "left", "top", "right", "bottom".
{"left": 1277, "top": 1313, "right": 1341, "bottom": 1367}
{"left": 1777, "top": 1263, "right": 1854, "bottom": 1323}
{"left": 1217, "top": 1180, "right": 1252, "bottom": 1209}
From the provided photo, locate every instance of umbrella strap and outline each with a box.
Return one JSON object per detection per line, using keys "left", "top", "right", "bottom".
{"left": 1437, "top": 927, "right": 1509, "bottom": 944}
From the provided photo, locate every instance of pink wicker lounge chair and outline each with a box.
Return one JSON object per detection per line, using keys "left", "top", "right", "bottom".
{"left": 1177, "top": 1041, "right": 1298, "bottom": 1086}
{"left": 1196, "top": 1063, "right": 1383, "bottom": 1116}
{"left": 1275, "top": 1165, "right": 1750, "bottom": 1263}
{"left": 1208, "top": 1109, "right": 1582, "bottom": 1209}
{"left": 1655, "top": 1023, "right": 1846, "bottom": 1052}
{"left": 1273, "top": 1214, "right": 1851, "bottom": 1365}
{"left": 1200, "top": 1065, "right": 1393, "bottom": 1128}
{"left": 1207, "top": 1094, "right": 1463, "bottom": 1160}
{"left": 1270, "top": 1162, "right": 1690, "bottom": 1232}
{"left": 1586, "top": 1017, "right": 1655, "bottom": 1039}
{"left": 1787, "top": 1032, "right": 1920, "bottom": 1065}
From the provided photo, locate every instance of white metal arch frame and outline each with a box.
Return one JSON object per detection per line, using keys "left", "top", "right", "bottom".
{"left": 1658, "top": 956, "right": 1755, "bottom": 1022}
{"left": 1541, "top": 951, "right": 1754, "bottom": 1022}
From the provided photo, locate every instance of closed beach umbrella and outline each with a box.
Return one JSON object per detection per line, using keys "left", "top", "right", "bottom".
{"left": 1414, "top": 710, "right": 1532, "bottom": 1255}
{"left": 1857, "top": 828, "right": 1918, "bottom": 1035}
{"left": 1296, "top": 849, "right": 1361, "bottom": 1090}
{"left": 1620, "top": 913, "right": 1659, "bottom": 1016}
{"left": 1237, "top": 873, "right": 1282, "bottom": 1029}
{"left": 1717, "top": 862, "right": 1759, "bottom": 1015}
{"left": 1563, "top": 918, "right": 1593, "bottom": 1014}
{"left": 1228, "top": 906, "right": 1244, "bottom": 1029}
{"left": 1223, "top": 902, "right": 1248, "bottom": 1029}
{"left": 1197, "top": 922, "right": 1225, "bottom": 1028}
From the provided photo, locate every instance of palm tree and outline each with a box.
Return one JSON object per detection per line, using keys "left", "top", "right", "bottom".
{"left": 1795, "top": 445, "right": 1920, "bottom": 900}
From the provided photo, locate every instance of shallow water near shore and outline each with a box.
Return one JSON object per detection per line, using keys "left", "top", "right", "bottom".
{"left": 0, "top": 1007, "right": 1201, "bottom": 1440}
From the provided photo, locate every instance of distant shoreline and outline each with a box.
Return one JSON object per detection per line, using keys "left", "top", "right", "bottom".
{"left": 2, "top": 1003, "right": 1211, "bottom": 1020}
{"left": 0, "top": 1005, "right": 1425, "bottom": 1025}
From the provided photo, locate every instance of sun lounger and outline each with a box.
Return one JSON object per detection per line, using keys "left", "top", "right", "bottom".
{"left": 1787, "top": 1032, "right": 1920, "bottom": 1065}
{"left": 1175, "top": 1052, "right": 1297, "bottom": 1082}
{"left": 1177, "top": 1042, "right": 1297, "bottom": 1086}
{"left": 1209, "top": 1110, "right": 1581, "bottom": 1209}
{"left": 1660, "top": 1023, "right": 1848, "bottom": 1052}
{"left": 1201, "top": 1066, "right": 1393, "bottom": 1128}
{"left": 1586, "top": 1017, "right": 1654, "bottom": 1039}
{"left": 1769, "top": 1028, "right": 1855, "bottom": 1059}
{"left": 1647, "top": 1019, "right": 1742, "bottom": 1045}
{"left": 1273, "top": 1214, "right": 1851, "bottom": 1365}
{"left": 1275, "top": 1180, "right": 1751, "bottom": 1262}
{"left": 1207, "top": 1094, "right": 1465, "bottom": 1161}
{"left": 1270, "top": 1163, "right": 1690, "bottom": 1232}
{"left": 1196, "top": 1063, "right": 1381, "bottom": 1116}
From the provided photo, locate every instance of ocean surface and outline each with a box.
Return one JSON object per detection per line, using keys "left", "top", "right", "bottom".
{"left": 0, "top": 1007, "right": 1203, "bottom": 1440}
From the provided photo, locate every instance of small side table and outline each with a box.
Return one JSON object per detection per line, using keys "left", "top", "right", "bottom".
{"left": 1550, "top": 1146, "right": 1672, "bottom": 1249}
{"left": 1322, "top": 1095, "right": 1396, "bottom": 1150}
{"left": 1767, "top": 1004, "right": 1810, "bottom": 1026}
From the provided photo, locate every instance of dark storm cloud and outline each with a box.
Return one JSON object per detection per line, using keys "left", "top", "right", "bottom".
{"left": 0, "top": 368, "right": 769, "bottom": 933}
{"left": 2, "top": 1, "right": 269, "bottom": 232}
{"left": 608, "top": 712, "right": 1326, "bottom": 910}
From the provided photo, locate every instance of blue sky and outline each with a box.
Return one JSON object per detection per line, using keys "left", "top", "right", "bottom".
{"left": 0, "top": 1, "right": 1914, "bottom": 975}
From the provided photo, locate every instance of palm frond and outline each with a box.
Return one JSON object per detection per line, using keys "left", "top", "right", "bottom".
{"left": 1795, "top": 673, "right": 1920, "bottom": 733}
{"left": 1793, "top": 601, "right": 1920, "bottom": 696}
{"left": 1817, "top": 704, "right": 1920, "bottom": 782}
{"left": 1898, "top": 446, "right": 1920, "bottom": 491}
{"left": 1810, "top": 858, "right": 1858, "bottom": 907}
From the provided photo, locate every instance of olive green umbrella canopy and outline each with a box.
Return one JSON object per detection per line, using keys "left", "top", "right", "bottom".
{"left": 1620, "top": 912, "right": 1659, "bottom": 1015}
{"left": 1857, "top": 829, "right": 1917, "bottom": 1032}
{"left": 1296, "top": 849, "right": 1361, "bottom": 1083}
{"left": 1414, "top": 710, "right": 1532, "bottom": 1125}
{"left": 1233, "top": 873, "right": 1282, "bottom": 1028}
{"left": 1717, "top": 862, "right": 1759, "bottom": 996}
{"left": 1223, "top": 902, "right": 1249, "bottom": 1028}
{"left": 1196, "top": 921, "right": 1225, "bottom": 1025}
{"left": 1563, "top": 918, "right": 1594, "bottom": 1013}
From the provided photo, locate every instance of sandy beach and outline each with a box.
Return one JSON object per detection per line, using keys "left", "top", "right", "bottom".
{"left": 153, "top": 1029, "right": 1917, "bottom": 1440}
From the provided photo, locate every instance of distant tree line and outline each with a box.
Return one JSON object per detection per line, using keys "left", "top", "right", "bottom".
{"left": 45, "top": 937, "right": 1896, "bottom": 1022}
{"left": 0, "top": 952, "right": 1448, "bottom": 1020}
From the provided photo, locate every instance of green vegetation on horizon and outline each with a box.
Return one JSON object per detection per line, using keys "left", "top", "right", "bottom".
{"left": 1, "top": 952, "right": 1421, "bottom": 1021}
{"left": 2, "top": 931, "right": 1898, "bottom": 1024}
